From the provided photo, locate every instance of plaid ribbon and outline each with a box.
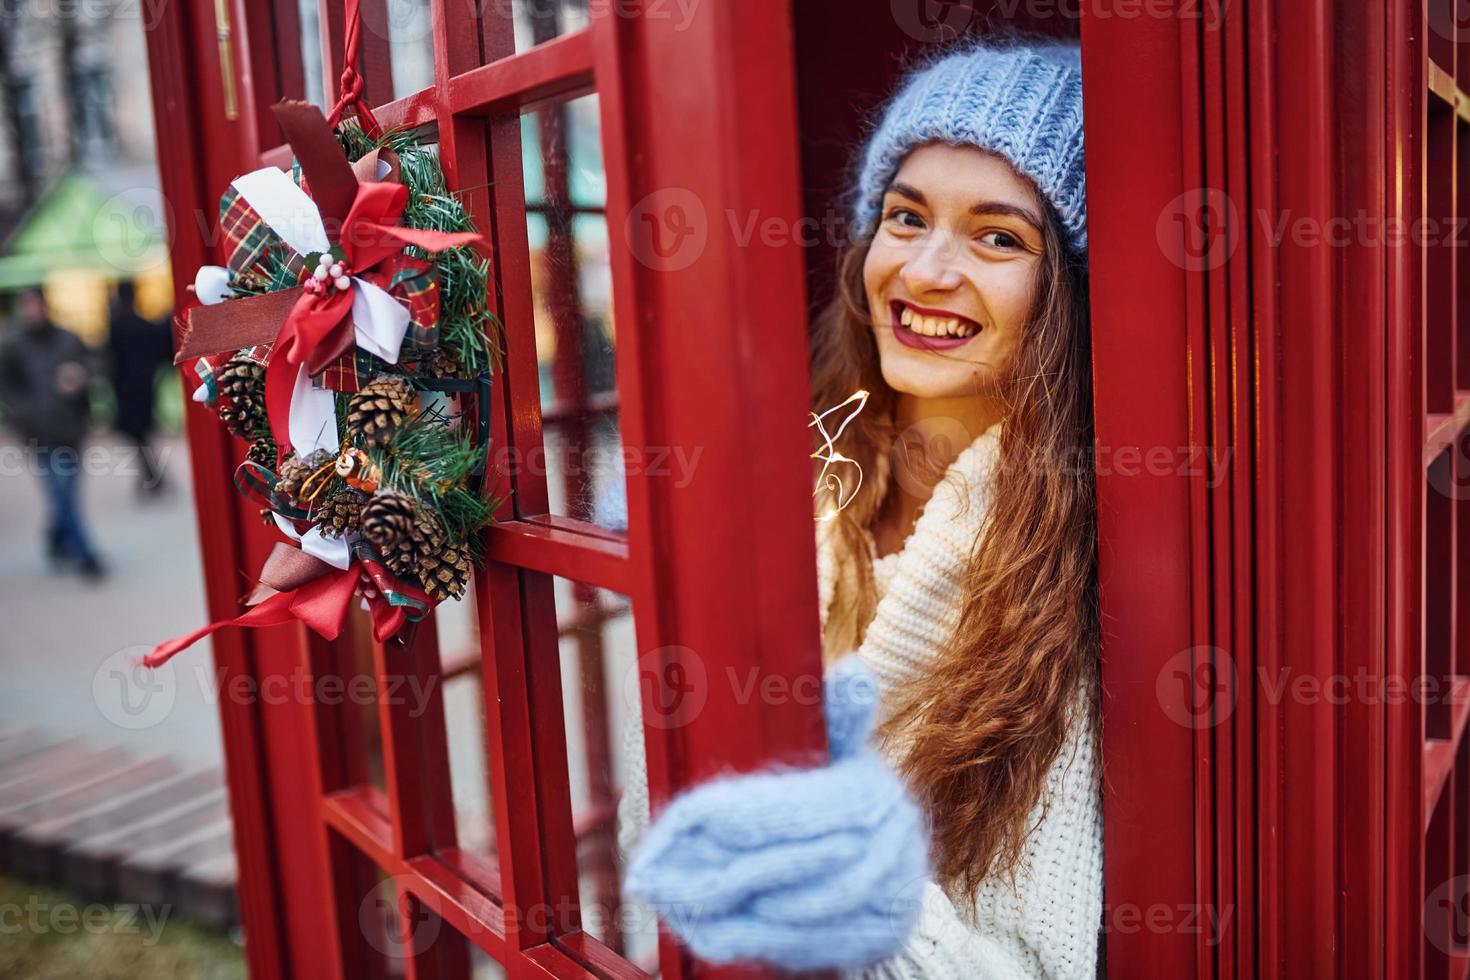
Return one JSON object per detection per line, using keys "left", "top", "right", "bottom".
{"left": 382, "top": 256, "right": 440, "bottom": 347}
{"left": 234, "top": 461, "right": 312, "bottom": 522}
{"left": 352, "top": 539, "right": 432, "bottom": 620}
{"left": 218, "top": 188, "right": 278, "bottom": 279}
{"left": 218, "top": 187, "right": 309, "bottom": 285}
{"left": 315, "top": 349, "right": 381, "bottom": 392}
{"left": 193, "top": 358, "right": 219, "bottom": 406}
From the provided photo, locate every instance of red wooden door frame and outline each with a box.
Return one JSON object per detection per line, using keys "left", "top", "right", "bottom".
{"left": 1083, "top": 1, "right": 1436, "bottom": 977}
{"left": 143, "top": 2, "right": 826, "bottom": 978}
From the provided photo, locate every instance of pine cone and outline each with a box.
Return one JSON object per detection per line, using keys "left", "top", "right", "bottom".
{"left": 217, "top": 355, "right": 267, "bottom": 439}
{"left": 380, "top": 505, "right": 446, "bottom": 584}
{"left": 419, "top": 347, "right": 466, "bottom": 380}
{"left": 247, "top": 435, "right": 278, "bottom": 470}
{"left": 361, "top": 490, "right": 417, "bottom": 552}
{"left": 276, "top": 449, "right": 333, "bottom": 503}
{"left": 420, "top": 543, "right": 471, "bottom": 602}
{"left": 383, "top": 545, "right": 421, "bottom": 584}
{"left": 317, "top": 489, "right": 367, "bottom": 538}
{"left": 409, "top": 508, "right": 446, "bottom": 559}
{"left": 346, "top": 376, "right": 416, "bottom": 448}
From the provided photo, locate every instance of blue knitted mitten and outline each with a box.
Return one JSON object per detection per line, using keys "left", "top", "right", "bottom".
{"left": 623, "top": 657, "right": 930, "bottom": 970}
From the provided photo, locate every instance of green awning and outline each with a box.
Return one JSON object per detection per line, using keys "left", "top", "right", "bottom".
{"left": 0, "top": 171, "right": 168, "bottom": 290}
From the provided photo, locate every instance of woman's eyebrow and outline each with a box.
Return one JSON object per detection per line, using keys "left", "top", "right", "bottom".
{"left": 886, "top": 183, "right": 1043, "bottom": 232}
{"left": 886, "top": 182, "right": 926, "bottom": 206}
{"left": 970, "top": 201, "right": 1044, "bottom": 231}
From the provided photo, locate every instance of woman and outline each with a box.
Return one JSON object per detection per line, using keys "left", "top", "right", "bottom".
{"left": 622, "top": 36, "right": 1101, "bottom": 978}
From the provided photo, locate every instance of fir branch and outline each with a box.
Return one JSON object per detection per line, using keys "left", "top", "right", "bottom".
{"left": 366, "top": 406, "right": 493, "bottom": 548}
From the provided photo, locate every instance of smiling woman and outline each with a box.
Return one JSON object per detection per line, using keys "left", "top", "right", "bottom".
{"left": 864, "top": 146, "right": 1045, "bottom": 432}
{"left": 622, "top": 35, "right": 1100, "bottom": 979}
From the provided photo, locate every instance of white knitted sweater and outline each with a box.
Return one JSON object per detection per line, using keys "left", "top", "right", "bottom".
{"left": 619, "top": 425, "right": 1103, "bottom": 978}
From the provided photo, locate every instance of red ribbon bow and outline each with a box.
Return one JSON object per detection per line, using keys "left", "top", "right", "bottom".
{"left": 144, "top": 543, "right": 431, "bottom": 669}
{"left": 175, "top": 100, "right": 481, "bottom": 457}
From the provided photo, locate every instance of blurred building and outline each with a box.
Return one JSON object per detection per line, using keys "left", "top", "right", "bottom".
{"left": 0, "top": 0, "right": 171, "bottom": 334}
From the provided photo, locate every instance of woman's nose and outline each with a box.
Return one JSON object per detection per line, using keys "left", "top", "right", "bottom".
{"left": 900, "top": 232, "right": 965, "bottom": 293}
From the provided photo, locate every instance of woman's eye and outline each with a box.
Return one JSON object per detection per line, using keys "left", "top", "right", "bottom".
{"left": 884, "top": 208, "right": 925, "bottom": 230}
{"left": 979, "top": 229, "right": 1022, "bottom": 250}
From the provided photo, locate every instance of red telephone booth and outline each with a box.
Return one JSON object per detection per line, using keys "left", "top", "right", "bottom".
{"left": 139, "top": 1, "right": 1467, "bottom": 977}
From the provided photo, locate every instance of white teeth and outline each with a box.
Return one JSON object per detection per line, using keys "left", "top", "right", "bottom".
{"left": 898, "top": 306, "right": 980, "bottom": 338}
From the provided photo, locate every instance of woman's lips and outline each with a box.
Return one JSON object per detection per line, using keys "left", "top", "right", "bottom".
{"left": 888, "top": 301, "right": 981, "bottom": 351}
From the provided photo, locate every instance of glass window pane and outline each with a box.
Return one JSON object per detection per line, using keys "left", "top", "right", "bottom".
{"left": 437, "top": 596, "right": 500, "bottom": 873}
{"left": 520, "top": 94, "right": 624, "bottom": 530}
{"left": 297, "top": 0, "right": 324, "bottom": 107}
{"left": 341, "top": 605, "right": 389, "bottom": 804}
{"left": 385, "top": 0, "right": 435, "bottom": 98}
{"left": 521, "top": 100, "right": 606, "bottom": 208}
{"left": 357, "top": 872, "right": 473, "bottom": 971}
{"left": 512, "top": 0, "right": 591, "bottom": 52}
{"left": 259, "top": 0, "right": 324, "bottom": 111}
{"left": 552, "top": 576, "right": 656, "bottom": 965}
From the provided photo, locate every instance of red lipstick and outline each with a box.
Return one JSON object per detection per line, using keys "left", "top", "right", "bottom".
{"left": 888, "top": 300, "right": 982, "bottom": 352}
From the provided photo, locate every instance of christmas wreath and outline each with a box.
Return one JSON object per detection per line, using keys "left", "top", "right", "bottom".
{"left": 146, "top": 98, "right": 499, "bottom": 668}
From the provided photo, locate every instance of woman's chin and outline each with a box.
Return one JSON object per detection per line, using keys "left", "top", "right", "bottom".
{"left": 876, "top": 334, "right": 988, "bottom": 400}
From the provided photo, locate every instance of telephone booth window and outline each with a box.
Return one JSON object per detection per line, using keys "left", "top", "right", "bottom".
{"left": 385, "top": 0, "right": 434, "bottom": 97}
{"left": 147, "top": 1, "right": 829, "bottom": 977}
{"left": 513, "top": 0, "right": 592, "bottom": 52}
{"left": 521, "top": 93, "right": 623, "bottom": 528}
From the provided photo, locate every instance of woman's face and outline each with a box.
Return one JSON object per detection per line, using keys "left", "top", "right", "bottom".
{"left": 863, "top": 142, "right": 1047, "bottom": 400}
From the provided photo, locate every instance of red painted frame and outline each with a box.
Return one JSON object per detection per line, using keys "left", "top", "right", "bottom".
{"left": 144, "top": 1, "right": 825, "bottom": 978}
{"left": 1085, "top": 1, "right": 1466, "bottom": 977}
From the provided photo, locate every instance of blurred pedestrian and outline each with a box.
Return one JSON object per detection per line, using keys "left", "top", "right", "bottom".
{"left": 106, "top": 279, "right": 171, "bottom": 496}
{"left": 0, "top": 287, "right": 105, "bottom": 578}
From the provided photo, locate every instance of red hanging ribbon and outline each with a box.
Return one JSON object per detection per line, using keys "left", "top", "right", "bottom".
{"left": 144, "top": 547, "right": 433, "bottom": 669}
{"left": 325, "top": 0, "right": 382, "bottom": 139}
{"left": 143, "top": 563, "right": 359, "bottom": 668}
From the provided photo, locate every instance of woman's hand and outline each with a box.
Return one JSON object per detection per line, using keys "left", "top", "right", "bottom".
{"left": 623, "top": 657, "right": 930, "bottom": 970}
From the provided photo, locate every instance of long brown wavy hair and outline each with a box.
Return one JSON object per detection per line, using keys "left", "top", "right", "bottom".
{"left": 809, "top": 193, "right": 1099, "bottom": 903}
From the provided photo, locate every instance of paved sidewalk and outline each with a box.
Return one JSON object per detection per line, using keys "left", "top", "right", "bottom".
{"left": 0, "top": 432, "right": 224, "bottom": 768}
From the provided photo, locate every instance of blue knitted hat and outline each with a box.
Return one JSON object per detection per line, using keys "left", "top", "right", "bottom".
{"left": 852, "top": 39, "right": 1087, "bottom": 253}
